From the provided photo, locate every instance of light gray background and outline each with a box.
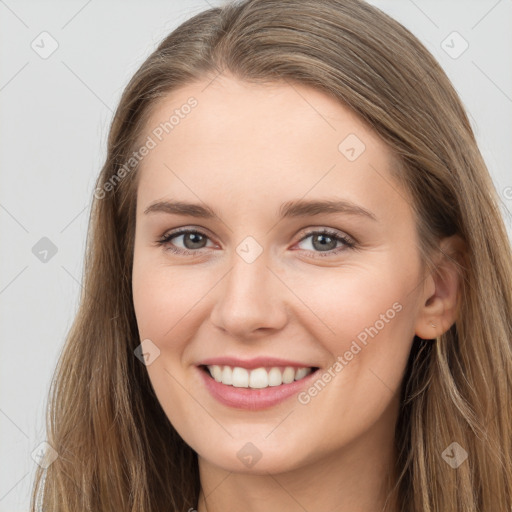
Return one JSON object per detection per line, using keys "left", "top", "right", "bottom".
{"left": 0, "top": 1, "right": 511, "bottom": 510}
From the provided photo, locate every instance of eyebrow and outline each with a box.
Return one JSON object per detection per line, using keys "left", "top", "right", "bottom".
{"left": 144, "top": 198, "right": 377, "bottom": 221}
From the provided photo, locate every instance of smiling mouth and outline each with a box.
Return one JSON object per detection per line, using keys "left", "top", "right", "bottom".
{"left": 200, "top": 364, "right": 320, "bottom": 389}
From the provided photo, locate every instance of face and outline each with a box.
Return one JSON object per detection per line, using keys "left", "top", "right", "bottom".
{"left": 132, "top": 74, "right": 429, "bottom": 475}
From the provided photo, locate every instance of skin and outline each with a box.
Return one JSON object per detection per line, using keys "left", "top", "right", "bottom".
{"left": 131, "top": 74, "right": 461, "bottom": 512}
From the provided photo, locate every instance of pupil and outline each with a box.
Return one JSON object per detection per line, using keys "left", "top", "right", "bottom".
{"left": 186, "top": 233, "right": 206, "bottom": 249}
{"left": 314, "top": 234, "right": 335, "bottom": 251}
{"left": 182, "top": 233, "right": 337, "bottom": 251}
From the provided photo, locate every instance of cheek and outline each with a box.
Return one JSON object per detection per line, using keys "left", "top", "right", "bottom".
{"left": 131, "top": 258, "right": 211, "bottom": 441}
{"left": 133, "top": 246, "right": 420, "bottom": 368}
{"left": 132, "top": 253, "right": 210, "bottom": 341}
{"left": 130, "top": 246, "right": 421, "bottom": 465}
{"left": 286, "top": 260, "right": 416, "bottom": 347}
{"left": 286, "top": 261, "right": 419, "bottom": 405}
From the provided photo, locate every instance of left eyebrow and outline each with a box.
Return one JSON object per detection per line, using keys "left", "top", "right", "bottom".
{"left": 143, "top": 198, "right": 377, "bottom": 222}
{"left": 278, "top": 198, "right": 377, "bottom": 222}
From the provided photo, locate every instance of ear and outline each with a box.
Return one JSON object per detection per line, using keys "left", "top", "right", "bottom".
{"left": 415, "top": 235, "right": 466, "bottom": 340}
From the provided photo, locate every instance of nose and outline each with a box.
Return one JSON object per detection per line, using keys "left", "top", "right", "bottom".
{"left": 209, "top": 251, "right": 289, "bottom": 339}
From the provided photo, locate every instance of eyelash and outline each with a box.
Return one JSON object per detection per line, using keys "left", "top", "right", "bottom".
{"left": 156, "top": 227, "right": 357, "bottom": 258}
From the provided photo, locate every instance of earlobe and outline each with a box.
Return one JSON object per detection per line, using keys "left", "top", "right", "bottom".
{"left": 414, "top": 235, "right": 466, "bottom": 340}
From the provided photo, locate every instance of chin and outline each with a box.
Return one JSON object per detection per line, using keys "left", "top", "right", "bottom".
{"left": 195, "top": 438, "right": 312, "bottom": 476}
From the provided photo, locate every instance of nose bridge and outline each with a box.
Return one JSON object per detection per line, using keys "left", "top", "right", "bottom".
{"left": 210, "top": 245, "right": 287, "bottom": 336}
{"left": 227, "top": 254, "right": 267, "bottom": 302}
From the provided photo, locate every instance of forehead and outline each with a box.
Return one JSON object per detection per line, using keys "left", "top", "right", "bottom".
{"left": 135, "top": 75, "right": 409, "bottom": 223}
{"left": 142, "top": 74, "right": 384, "bottom": 155}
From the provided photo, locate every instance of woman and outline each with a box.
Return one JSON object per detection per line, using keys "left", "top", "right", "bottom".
{"left": 31, "top": 0, "right": 512, "bottom": 510}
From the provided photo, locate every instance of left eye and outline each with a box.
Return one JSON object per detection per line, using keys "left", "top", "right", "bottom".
{"left": 295, "top": 230, "right": 355, "bottom": 254}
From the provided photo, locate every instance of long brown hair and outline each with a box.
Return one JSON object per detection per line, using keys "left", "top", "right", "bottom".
{"left": 31, "top": 0, "right": 512, "bottom": 510}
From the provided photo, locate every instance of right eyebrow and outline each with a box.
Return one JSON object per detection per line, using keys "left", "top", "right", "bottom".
{"left": 144, "top": 200, "right": 216, "bottom": 218}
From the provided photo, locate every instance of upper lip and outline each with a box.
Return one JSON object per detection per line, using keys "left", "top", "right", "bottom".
{"left": 197, "top": 356, "right": 317, "bottom": 370}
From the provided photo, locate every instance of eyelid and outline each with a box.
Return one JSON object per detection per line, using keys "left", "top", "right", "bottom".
{"left": 157, "top": 228, "right": 217, "bottom": 252}
{"left": 159, "top": 225, "right": 355, "bottom": 242}
{"left": 296, "top": 226, "right": 357, "bottom": 244}
{"left": 157, "top": 225, "right": 357, "bottom": 258}
{"left": 293, "top": 228, "right": 356, "bottom": 254}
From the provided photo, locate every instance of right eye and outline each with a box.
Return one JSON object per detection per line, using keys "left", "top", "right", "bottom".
{"left": 157, "top": 228, "right": 216, "bottom": 256}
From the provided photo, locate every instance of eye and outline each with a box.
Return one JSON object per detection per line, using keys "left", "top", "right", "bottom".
{"left": 294, "top": 228, "right": 356, "bottom": 257}
{"left": 156, "top": 227, "right": 357, "bottom": 257}
{"left": 157, "top": 229, "right": 215, "bottom": 256}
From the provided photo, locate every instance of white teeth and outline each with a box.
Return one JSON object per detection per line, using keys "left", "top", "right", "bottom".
{"left": 221, "top": 365, "right": 232, "bottom": 385}
{"left": 268, "top": 367, "right": 283, "bottom": 386}
{"left": 211, "top": 365, "right": 222, "bottom": 382}
{"left": 294, "top": 367, "right": 309, "bottom": 381}
{"left": 206, "top": 365, "right": 313, "bottom": 389}
{"left": 249, "top": 367, "right": 268, "bottom": 389}
{"left": 231, "top": 367, "right": 249, "bottom": 388}
{"left": 282, "top": 366, "right": 295, "bottom": 384}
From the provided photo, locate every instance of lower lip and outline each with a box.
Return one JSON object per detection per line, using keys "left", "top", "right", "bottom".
{"left": 198, "top": 366, "right": 319, "bottom": 411}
